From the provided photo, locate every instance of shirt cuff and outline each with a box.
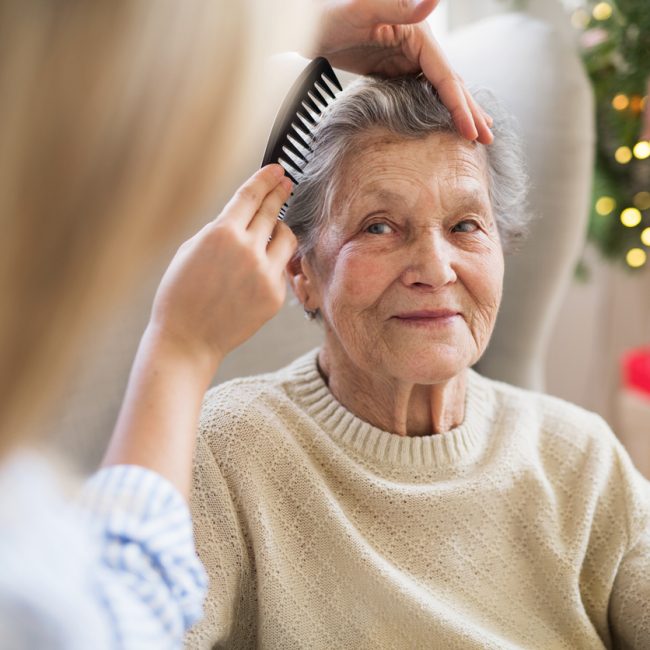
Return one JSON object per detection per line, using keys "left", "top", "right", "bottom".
{"left": 77, "top": 464, "right": 208, "bottom": 633}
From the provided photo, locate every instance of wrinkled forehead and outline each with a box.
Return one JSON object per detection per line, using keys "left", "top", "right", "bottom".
{"left": 331, "top": 130, "right": 490, "bottom": 211}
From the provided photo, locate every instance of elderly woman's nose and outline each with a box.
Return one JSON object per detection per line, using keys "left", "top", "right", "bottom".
{"left": 401, "top": 230, "right": 457, "bottom": 288}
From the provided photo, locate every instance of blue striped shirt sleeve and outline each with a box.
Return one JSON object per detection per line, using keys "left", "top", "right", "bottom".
{"left": 77, "top": 465, "right": 208, "bottom": 649}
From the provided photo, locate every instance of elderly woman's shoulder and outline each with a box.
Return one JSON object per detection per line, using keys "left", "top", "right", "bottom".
{"left": 201, "top": 372, "right": 285, "bottom": 420}
{"left": 197, "top": 357, "right": 304, "bottom": 446}
{"left": 478, "top": 371, "right": 619, "bottom": 452}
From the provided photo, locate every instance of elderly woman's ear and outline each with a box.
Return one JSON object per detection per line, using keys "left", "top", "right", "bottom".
{"left": 286, "top": 254, "right": 320, "bottom": 312}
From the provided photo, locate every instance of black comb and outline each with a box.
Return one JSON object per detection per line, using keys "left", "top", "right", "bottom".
{"left": 261, "top": 57, "right": 342, "bottom": 218}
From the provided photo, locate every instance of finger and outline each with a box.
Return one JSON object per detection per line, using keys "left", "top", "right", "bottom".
{"left": 267, "top": 221, "right": 298, "bottom": 268}
{"left": 474, "top": 99, "right": 494, "bottom": 127}
{"left": 410, "top": 32, "right": 478, "bottom": 140}
{"left": 435, "top": 74, "right": 478, "bottom": 141}
{"left": 218, "top": 164, "right": 286, "bottom": 228}
{"left": 247, "top": 177, "right": 293, "bottom": 244}
{"left": 358, "top": 0, "right": 440, "bottom": 25}
{"left": 464, "top": 88, "right": 494, "bottom": 145}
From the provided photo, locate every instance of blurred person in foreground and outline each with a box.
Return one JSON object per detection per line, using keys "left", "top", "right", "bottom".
{"left": 0, "top": 0, "right": 492, "bottom": 648}
{"left": 186, "top": 76, "right": 650, "bottom": 648}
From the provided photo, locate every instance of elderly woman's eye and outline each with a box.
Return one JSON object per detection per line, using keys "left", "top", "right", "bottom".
{"left": 453, "top": 220, "right": 480, "bottom": 233}
{"left": 366, "top": 222, "right": 393, "bottom": 235}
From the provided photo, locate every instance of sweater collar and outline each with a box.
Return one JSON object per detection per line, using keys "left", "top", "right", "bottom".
{"left": 287, "top": 348, "right": 498, "bottom": 468}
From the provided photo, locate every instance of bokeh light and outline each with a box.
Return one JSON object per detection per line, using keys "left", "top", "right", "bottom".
{"left": 633, "top": 141, "right": 650, "bottom": 159}
{"left": 595, "top": 196, "right": 616, "bottom": 215}
{"left": 630, "top": 95, "right": 644, "bottom": 113}
{"left": 626, "top": 248, "right": 647, "bottom": 268}
{"left": 633, "top": 191, "right": 650, "bottom": 210}
{"left": 612, "top": 94, "right": 629, "bottom": 111}
{"left": 592, "top": 2, "right": 613, "bottom": 20}
{"left": 641, "top": 228, "right": 650, "bottom": 247}
{"left": 621, "top": 207, "right": 642, "bottom": 227}
{"left": 615, "top": 146, "right": 632, "bottom": 164}
{"left": 571, "top": 8, "right": 591, "bottom": 29}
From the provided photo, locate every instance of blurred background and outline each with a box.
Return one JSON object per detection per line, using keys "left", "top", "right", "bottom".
{"left": 50, "top": 0, "right": 650, "bottom": 477}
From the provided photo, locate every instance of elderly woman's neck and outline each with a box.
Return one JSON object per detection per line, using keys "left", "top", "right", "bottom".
{"left": 317, "top": 348, "right": 467, "bottom": 437}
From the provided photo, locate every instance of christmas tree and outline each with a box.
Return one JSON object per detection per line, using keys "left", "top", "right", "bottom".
{"left": 572, "top": 1, "right": 650, "bottom": 269}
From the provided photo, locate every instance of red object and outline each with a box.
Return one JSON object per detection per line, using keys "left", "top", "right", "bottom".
{"left": 622, "top": 347, "right": 650, "bottom": 398}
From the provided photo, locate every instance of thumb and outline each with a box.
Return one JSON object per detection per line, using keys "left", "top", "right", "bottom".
{"left": 363, "top": 0, "right": 440, "bottom": 25}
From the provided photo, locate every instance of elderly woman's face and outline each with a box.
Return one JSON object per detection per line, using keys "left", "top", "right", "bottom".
{"left": 306, "top": 131, "right": 504, "bottom": 384}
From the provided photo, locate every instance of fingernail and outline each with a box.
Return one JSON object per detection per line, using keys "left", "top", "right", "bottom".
{"left": 269, "top": 163, "right": 285, "bottom": 177}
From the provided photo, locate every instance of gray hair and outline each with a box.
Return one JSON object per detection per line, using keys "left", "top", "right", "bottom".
{"left": 283, "top": 75, "right": 530, "bottom": 256}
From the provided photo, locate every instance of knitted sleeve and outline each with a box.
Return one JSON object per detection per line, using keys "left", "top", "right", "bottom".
{"left": 608, "top": 441, "right": 650, "bottom": 649}
{"left": 185, "top": 433, "right": 247, "bottom": 649}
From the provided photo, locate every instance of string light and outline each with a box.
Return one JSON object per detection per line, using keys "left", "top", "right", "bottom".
{"left": 571, "top": 8, "right": 591, "bottom": 29}
{"left": 621, "top": 207, "right": 642, "bottom": 227}
{"left": 634, "top": 191, "right": 650, "bottom": 210}
{"left": 633, "top": 141, "right": 650, "bottom": 159}
{"left": 578, "top": 1, "right": 648, "bottom": 267}
{"left": 595, "top": 196, "right": 616, "bottom": 215}
{"left": 630, "top": 95, "right": 644, "bottom": 113}
{"left": 592, "top": 2, "right": 613, "bottom": 20}
{"left": 615, "top": 146, "right": 633, "bottom": 164}
{"left": 641, "top": 228, "right": 650, "bottom": 247}
{"left": 626, "top": 248, "right": 647, "bottom": 268}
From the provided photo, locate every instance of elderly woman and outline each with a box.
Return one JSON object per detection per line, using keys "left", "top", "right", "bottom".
{"left": 186, "top": 77, "right": 650, "bottom": 649}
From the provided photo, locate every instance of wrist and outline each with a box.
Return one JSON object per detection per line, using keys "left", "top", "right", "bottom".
{"left": 141, "top": 322, "right": 223, "bottom": 390}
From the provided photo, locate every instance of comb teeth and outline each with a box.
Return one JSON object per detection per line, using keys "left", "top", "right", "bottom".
{"left": 308, "top": 86, "right": 327, "bottom": 109}
{"left": 282, "top": 140, "right": 306, "bottom": 164}
{"left": 297, "top": 105, "right": 316, "bottom": 125}
{"left": 288, "top": 124, "right": 312, "bottom": 152}
{"left": 278, "top": 156, "right": 302, "bottom": 184}
{"left": 302, "top": 95, "right": 320, "bottom": 115}
{"left": 322, "top": 69, "right": 343, "bottom": 92}
{"left": 261, "top": 58, "right": 342, "bottom": 215}
{"left": 296, "top": 110, "right": 315, "bottom": 129}
{"left": 317, "top": 78, "right": 336, "bottom": 100}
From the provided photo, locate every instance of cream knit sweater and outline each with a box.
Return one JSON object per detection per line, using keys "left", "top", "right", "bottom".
{"left": 186, "top": 349, "right": 650, "bottom": 649}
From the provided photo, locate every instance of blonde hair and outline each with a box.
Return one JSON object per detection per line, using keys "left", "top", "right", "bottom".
{"left": 0, "top": 0, "right": 282, "bottom": 453}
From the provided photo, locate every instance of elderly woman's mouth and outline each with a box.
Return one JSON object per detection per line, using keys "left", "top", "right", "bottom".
{"left": 391, "top": 310, "right": 461, "bottom": 325}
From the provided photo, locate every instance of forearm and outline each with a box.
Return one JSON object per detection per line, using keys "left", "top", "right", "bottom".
{"left": 102, "top": 324, "right": 219, "bottom": 499}
{"left": 100, "top": 165, "right": 294, "bottom": 498}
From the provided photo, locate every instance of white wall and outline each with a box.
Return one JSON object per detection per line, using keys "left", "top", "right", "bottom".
{"left": 547, "top": 245, "right": 650, "bottom": 426}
